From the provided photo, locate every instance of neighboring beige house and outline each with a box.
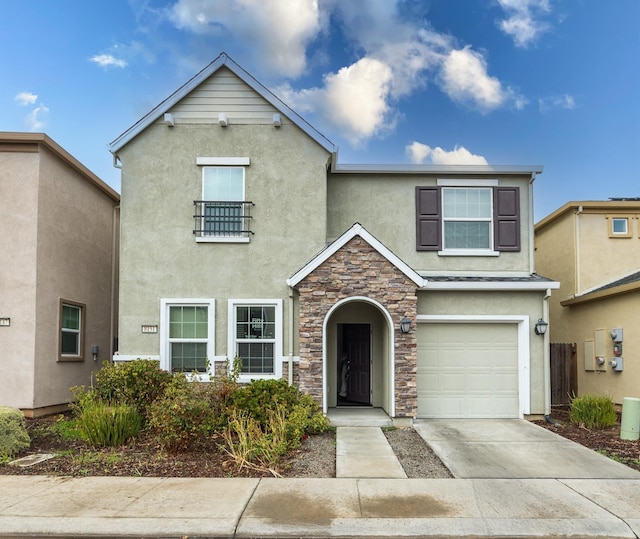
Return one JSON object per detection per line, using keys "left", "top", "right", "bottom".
{"left": 0, "top": 133, "right": 120, "bottom": 417}
{"left": 535, "top": 200, "right": 640, "bottom": 405}
{"left": 109, "top": 53, "right": 558, "bottom": 422}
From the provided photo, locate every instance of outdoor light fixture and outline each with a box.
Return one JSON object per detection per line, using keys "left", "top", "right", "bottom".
{"left": 534, "top": 318, "right": 548, "bottom": 336}
{"left": 400, "top": 317, "right": 412, "bottom": 334}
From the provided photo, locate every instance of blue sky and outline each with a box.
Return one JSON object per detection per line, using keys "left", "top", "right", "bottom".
{"left": 2, "top": 0, "right": 638, "bottom": 221}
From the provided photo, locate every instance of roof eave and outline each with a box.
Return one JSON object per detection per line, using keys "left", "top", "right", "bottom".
{"left": 331, "top": 164, "right": 544, "bottom": 175}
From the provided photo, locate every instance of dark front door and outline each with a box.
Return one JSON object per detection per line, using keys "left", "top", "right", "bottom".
{"left": 339, "top": 324, "right": 371, "bottom": 405}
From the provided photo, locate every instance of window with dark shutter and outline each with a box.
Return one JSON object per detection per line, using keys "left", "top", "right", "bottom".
{"left": 494, "top": 187, "right": 520, "bottom": 251}
{"left": 416, "top": 186, "right": 441, "bottom": 250}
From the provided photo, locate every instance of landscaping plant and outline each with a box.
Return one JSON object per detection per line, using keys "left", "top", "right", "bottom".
{"left": 569, "top": 394, "right": 618, "bottom": 429}
{"left": 0, "top": 406, "right": 30, "bottom": 459}
{"left": 74, "top": 397, "right": 142, "bottom": 447}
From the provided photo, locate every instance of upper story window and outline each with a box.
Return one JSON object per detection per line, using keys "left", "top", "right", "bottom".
{"left": 59, "top": 300, "right": 85, "bottom": 361}
{"left": 609, "top": 216, "right": 631, "bottom": 238}
{"left": 416, "top": 182, "right": 520, "bottom": 255}
{"left": 193, "top": 158, "right": 254, "bottom": 243}
{"left": 443, "top": 188, "right": 492, "bottom": 249}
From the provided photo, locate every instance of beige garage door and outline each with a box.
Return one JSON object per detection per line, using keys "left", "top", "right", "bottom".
{"left": 417, "top": 323, "right": 519, "bottom": 418}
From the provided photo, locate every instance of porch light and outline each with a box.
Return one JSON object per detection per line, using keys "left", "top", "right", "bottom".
{"left": 534, "top": 318, "right": 548, "bottom": 336}
{"left": 400, "top": 317, "right": 412, "bottom": 334}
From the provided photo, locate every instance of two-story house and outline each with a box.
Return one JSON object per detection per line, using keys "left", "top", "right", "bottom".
{"left": 109, "top": 53, "right": 558, "bottom": 421}
{"left": 0, "top": 132, "right": 120, "bottom": 417}
{"left": 535, "top": 200, "right": 640, "bottom": 405}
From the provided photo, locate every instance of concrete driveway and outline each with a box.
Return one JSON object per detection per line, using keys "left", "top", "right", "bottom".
{"left": 414, "top": 419, "right": 640, "bottom": 479}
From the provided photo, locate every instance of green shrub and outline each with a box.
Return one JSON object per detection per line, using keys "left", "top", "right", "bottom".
{"left": 92, "top": 359, "right": 172, "bottom": 421}
{"left": 0, "top": 406, "right": 30, "bottom": 458}
{"left": 230, "top": 379, "right": 300, "bottom": 425}
{"left": 75, "top": 399, "right": 142, "bottom": 447}
{"left": 147, "top": 375, "right": 218, "bottom": 452}
{"left": 285, "top": 394, "right": 330, "bottom": 447}
{"left": 569, "top": 394, "right": 618, "bottom": 428}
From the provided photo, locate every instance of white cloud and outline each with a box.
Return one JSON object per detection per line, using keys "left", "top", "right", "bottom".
{"left": 406, "top": 142, "right": 488, "bottom": 165}
{"left": 497, "top": 0, "right": 551, "bottom": 48}
{"left": 539, "top": 93, "right": 576, "bottom": 113}
{"left": 25, "top": 104, "right": 49, "bottom": 131}
{"left": 14, "top": 92, "right": 38, "bottom": 106}
{"left": 169, "top": 0, "right": 324, "bottom": 78}
{"left": 90, "top": 54, "right": 128, "bottom": 68}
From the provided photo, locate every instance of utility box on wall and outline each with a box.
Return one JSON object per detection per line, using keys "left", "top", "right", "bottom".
{"left": 594, "top": 329, "right": 608, "bottom": 371}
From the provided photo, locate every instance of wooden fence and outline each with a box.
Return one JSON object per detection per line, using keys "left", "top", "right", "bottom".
{"left": 550, "top": 342, "right": 577, "bottom": 405}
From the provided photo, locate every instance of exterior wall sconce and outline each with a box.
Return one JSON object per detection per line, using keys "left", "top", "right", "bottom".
{"left": 0, "top": 317, "right": 10, "bottom": 327}
{"left": 534, "top": 318, "right": 548, "bottom": 336}
{"left": 400, "top": 317, "right": 412, "bottom": 334}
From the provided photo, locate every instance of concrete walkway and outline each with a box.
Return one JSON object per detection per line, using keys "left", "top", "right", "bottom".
{"left": 1, "top": 475, "right": 639, "bottom": 538}
{"left": 336, "top": 427, "right": 406, "bottom": 478}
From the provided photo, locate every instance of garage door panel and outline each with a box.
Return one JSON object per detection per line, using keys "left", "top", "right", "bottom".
{"left": 417, "top": 323, "right": 519, "bottom": 418}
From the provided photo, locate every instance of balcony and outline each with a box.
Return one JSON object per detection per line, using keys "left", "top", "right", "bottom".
{"left": 193, "top": 200, "right": 254, "bottom": 242}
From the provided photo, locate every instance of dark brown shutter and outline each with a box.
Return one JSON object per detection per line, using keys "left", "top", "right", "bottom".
{"left": 416, "top": 187, "right": 441, "bottom": 251}
{"left": 494, "top": 187, "right": 520, "bottom": 251}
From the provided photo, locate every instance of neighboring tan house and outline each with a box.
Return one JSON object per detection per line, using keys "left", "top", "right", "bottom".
{"left": 108, "top": 53, "right": 558, "bottom": 421}
{"left": 0, "top": 132, "right": 120, "bottom": 417}
{"left": 535, "top": 200, "right": 640, "bottom": 405}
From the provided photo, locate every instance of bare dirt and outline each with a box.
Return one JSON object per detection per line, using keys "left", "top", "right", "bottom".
{"left": 2, "top": 407, "right": 638, "bottom": 477}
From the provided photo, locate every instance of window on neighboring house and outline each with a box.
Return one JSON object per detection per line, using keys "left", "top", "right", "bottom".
{"left": 609, "top": 216, "right": 631, "bottom": 238}
{"left": 416, "top": 184, "right": 520, "bottom": 254}
{"left": 193, "top": 159, "right": 254, "bottom": 242}
{"left": 161, "top": 300, "right": 215, "bottom": 374}
{"left": 229, "top": 300, "right": 282, "bottom": 378}
{"left": 59, "top": 300, "right": 85, "bottom": 361}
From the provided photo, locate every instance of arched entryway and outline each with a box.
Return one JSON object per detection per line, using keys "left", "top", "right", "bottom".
{"left": 322, "top": 297, "right": 395, "bottom": 416}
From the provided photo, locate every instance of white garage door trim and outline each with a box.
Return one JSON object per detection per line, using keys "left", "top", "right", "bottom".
{"left": 416, "top": 315, "right": 530, "bottom": 417}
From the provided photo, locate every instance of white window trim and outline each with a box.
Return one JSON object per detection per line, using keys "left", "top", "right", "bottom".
{"left": 228, "top": 299, "right": 283, "bottom": 382}
{"left": 609, "top": 216, "right": 631, "bottom": 238}
{"left": 60, "top": 301, "right": 84, "bottom": 360}
{"left": 160, "top": 298, "right": 216, "bottom": 378}
{"left": 441, "top": 186, "right": 495, "bottom": 253}
{"left": 196, "top": 157, "right": 250, "bottom": 166}
{"left": 437, "top": 178, "right": 499, "bottom": 187}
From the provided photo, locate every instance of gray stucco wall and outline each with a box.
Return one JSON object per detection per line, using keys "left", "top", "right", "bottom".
{"left": 327, "top": 173, "right": 533, "bottom": 274}
{"left": 116, "top": 122, "right": 331, "bottom": 362}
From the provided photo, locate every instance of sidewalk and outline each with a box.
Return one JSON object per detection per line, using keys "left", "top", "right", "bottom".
{"left": 1, "top": 475, "right": 639, "bottom": 538}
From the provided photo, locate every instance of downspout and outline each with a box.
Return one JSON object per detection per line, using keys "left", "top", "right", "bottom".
{"left": 574, "top": 205, "right": 583, "bottom": 295}
{"left": 288, "top": 287, "right": 294, "bottom": 385}
{"left": 109, "top": 204, "right": 120, "bottom": 363}
{"left": 542, "top": 287, "right": 552, "bottom": 418}
{"left": 529, "top": 173, "right": 536, "bottom": 275}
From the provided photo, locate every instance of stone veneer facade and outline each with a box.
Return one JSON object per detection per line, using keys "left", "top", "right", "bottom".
{"left": 294, "top": 236, "right": 418, "bottom": 417}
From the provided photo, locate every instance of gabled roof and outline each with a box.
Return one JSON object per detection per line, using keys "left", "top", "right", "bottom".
{"left": 0, "top": 132, "right": 120, "bottom": 202}
{"left": 287, "top": 223, "right": 426, "bottom": 288}
{"left": 108, "top": 52, "right": 336, "bottom": 155}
